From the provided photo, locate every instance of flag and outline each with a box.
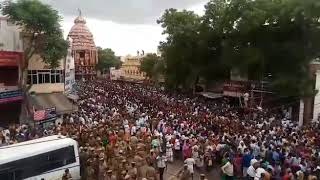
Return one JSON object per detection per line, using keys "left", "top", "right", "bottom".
{"left": 34, "top": 110, "right": 46, "bottom": 121}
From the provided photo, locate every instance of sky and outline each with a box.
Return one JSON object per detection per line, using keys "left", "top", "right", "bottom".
{"left": 40, "top": 0, "right": 207, "bottom": 56}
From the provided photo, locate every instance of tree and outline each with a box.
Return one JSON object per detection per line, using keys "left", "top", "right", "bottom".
{"left": 158, "top": 9, "right": 202, "bottom": 90}
{"left": 203, "top": 0, "right": 320, "bottom": 97}
{"left": 140, "top": 53, "right": 159, "bottom": 79}
{"left": 0, "top": 0, "right": 68, "bottom": 86}
{"left": 158, "top": 0, "right": 320, "bottom": 96}
{"left": 96, "top": 47, "right": 122, "bottom": 73}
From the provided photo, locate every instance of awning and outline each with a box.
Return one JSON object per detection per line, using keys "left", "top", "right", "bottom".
{"left": 66, "top": 94, "right": 79, "bottom": 101}
{"left": 29, "top": 93, "right": 77, "bottom": 114}
{"left": 198, "top": 92, "right": 223, "bottom": 99}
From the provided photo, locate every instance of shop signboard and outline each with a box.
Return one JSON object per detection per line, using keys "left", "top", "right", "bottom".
{"left": 0, "top": 90, "right": 23, "bottom": 104}
{"left": 223, "top": 81, "right": 248, "bottom": 97}
{"left": 0, "top": 51, "right": 22, "bottom": 66}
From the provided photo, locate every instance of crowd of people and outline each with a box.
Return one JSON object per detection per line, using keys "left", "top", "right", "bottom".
{"left": 1, "top": 79, "right": 320, "bottom": 180}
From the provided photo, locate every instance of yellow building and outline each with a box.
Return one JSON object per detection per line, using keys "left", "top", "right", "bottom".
{"left": 120, "top": 55, "right": 146, "bottom": 81}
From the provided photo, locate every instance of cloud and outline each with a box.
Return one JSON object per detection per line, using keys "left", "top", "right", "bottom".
{"left": 62, "top": 17, "right": 165, "bottom": 56}
{"left": 41, "top": 0, "right": 207, "bottom": 24}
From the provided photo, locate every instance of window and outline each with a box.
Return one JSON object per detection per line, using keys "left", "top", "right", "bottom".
{"left": 27, "top": 75, "right": 31, "bottom": 84}
{"left": 38, "top": 74, "right": 43, "bottom": 84}
{"left": 0, "top": 146, "right": 76, "bottom": 180}
{"left": 51, "top": 75, "right": 55, "bottom": 83}
{"left": 27, "top": 70, "right": 64, "bottom": 84}
{"left": 44, "top": 74, "right": 50, "bottom": 83}
{"left": 32, "top": 75, "right": 37, "bottom": 84}
{"left": 55, "top": 75, "right": 60, "bottom": 83}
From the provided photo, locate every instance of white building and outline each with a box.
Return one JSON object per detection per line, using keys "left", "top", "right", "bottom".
{"left": 313, "top": 70, "right": 320, "bottom": 122}
{"left": 0, "top": 17, "right": 23, "bottom": 52}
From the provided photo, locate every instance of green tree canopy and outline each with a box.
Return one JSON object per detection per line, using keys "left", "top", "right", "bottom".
{"left": 1, "top": 0, "right": 68, "bottom": 69}
{"left": 140, "top": 53, "right": 161, "bottom": 79}
{"left": 96, "top": 47, "right": 122, "bottom": 73}
{"left": 158, "top": 9, "right": 201, "bottom": 89}
{"left": 158, "top": 0, "right": 320, "bottom": 96}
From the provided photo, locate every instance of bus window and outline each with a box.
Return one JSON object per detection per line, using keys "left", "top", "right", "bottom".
{"left": 0, "top": 170, "right": 22, "bottom": 180}
{"left": 48, "top": 146, "right": 76, "bottom": 169}
{"left": 0, "top": 171, "right": 13, "bottom": 180}
{"left": 14, "top": 170, "right": 23, "bottom": 180}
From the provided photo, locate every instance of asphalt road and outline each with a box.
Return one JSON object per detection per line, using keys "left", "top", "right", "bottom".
{"left": 163, "top": 160, "right": 221, "bottom": 180}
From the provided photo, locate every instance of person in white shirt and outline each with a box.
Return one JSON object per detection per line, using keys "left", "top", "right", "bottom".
{"left": 247, "top": 165, "right": 256, "bottom": 178}
{"left": 184, "top": 157, "right": 196, "bottom": 179}
{"left": 156, "top": 153, "right": 167, "bottom": 180}
{"left": 238, "top": 141, "right": 246, "bottom": 154}
{"left": 255, "top": 167, "right": 266, "bottom": 180}
{"left": 174, "top": 137, "right": 181, "bottom": 159}
{"left": 166, "top": 142, "right": 174, "bottom": 162}
{"left": 130, "top": 125, "right": 137, "bottom": 135}
{"left": 221, "top": 159, "right": 234, "bottom": 180}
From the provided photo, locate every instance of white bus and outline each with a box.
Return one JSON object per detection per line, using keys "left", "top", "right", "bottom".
{"left": 0, "top": 135, "right": 80, "bottom": 180}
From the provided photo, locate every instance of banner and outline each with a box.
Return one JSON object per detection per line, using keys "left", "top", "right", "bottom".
{"left": 33, "top": 107, "right": 57, "bottom": 121}
{"left": 0, "top": 51, "right": 22, "bottom": 66}
{"left": 64, "top": 38, "right": 75, "bottom": 94}
{"left": 0, "top": 90, "right": 23, "bottom": 104}
{"left": 223, "top": 81, "right": 248, "bottom": 97}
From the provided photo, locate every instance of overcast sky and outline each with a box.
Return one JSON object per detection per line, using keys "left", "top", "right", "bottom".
{"left": 39, "top": 0, "right": 207, "bottom": 56}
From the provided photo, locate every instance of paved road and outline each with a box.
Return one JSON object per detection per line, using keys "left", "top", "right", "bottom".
{"left": 163, "top": 160, "right": 221, "bottom": 180}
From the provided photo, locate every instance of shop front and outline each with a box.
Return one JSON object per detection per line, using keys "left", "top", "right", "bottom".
{"left": 0, "top": 51, "right": 23, "bottom": 127}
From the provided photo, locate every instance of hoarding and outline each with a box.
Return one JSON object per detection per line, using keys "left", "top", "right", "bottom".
{"left": 0, "top": 51, "right": 22, "bottom": 66}
{"left": 0, "top": 90, "right": 23, "bottom": 104}
{"left": 223, "top": 81, "right": 248, "bottom": 97}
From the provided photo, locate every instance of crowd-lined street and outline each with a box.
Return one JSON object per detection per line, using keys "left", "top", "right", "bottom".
{"left": 1, "top": 80, "right": 320, "bottom": 179}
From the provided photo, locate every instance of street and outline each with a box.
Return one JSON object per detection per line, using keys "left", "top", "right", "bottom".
{"left": 164, "top": 160, "right": 221, "bottom": 180}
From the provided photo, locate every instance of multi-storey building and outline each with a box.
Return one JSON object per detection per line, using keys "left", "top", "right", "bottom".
{"left": 0, "top": 17, "right": 24, "bottom": 127}
{"left": 120, "top": 55, "right": 146, "bottom": 81}
{"left": 26, "top": 39, "right": 76, "bottom": 126}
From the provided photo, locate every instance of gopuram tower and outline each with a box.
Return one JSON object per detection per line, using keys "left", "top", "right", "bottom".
{"left": 68, "top": 10, "right": 98, "bottom": 80}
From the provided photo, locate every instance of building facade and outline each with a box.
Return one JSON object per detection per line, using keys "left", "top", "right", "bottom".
{"left": 303, "top": 61, "right": 320, "bottom": 124}
{"left": 120, "top": 55, "right": 146, "bottom": 81}
{"left": 0, "top": 17, "right": 24, "bottom": 127}
{"left": 64, "top": 38, "right": 76, "bottom": 94}
{"left": 67, "top": 14, "right": 98, "bottom": 80}
{"left": 27, "top": 54, "right": 65, "bottom": 94}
